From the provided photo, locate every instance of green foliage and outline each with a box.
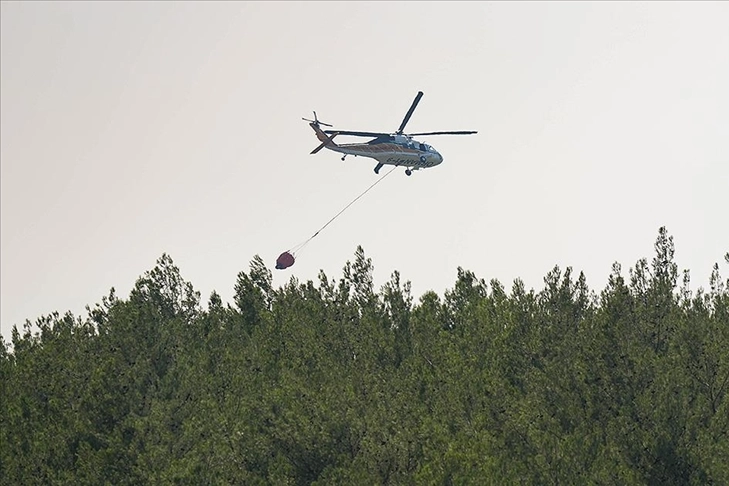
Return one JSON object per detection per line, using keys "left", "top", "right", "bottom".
{"left": 2, "top": 228, "right": 727, "bottom": 484}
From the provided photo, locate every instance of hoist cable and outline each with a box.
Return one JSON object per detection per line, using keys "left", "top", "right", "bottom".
{"left": 289, "top": 165, "right": 398, "bottom": 256}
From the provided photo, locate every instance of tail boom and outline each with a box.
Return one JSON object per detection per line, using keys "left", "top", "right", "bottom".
{"left": 309, "top": 120, "right": 340, "bottom": 154}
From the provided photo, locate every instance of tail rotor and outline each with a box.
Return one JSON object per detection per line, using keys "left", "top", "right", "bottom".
{"left": 302, "top": 111, "right": 333, "bottom": 127}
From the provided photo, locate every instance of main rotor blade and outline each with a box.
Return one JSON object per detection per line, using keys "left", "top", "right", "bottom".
{"left": 396, "top": 91, "right": 424, "bottom": 135}
{"left": 408, "top": 131, "right": 478, "bottom": 136}
{"left": 324, "top": 130, "right": 389, "bottom": 137}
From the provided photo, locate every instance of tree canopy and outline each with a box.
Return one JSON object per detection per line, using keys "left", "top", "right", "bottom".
{"left": 2, "top": 227, "right": 728, "bottom": 484}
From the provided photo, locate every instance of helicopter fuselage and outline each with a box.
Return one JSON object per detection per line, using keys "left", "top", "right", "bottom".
{"left": 305, "top": 91, "right": 475, "bottom": 176}
{"left": 329, "top": 138, "right": 443, "bottom": 171}
{"left": 309, "top": 122, "right": 443, "bottom": 174}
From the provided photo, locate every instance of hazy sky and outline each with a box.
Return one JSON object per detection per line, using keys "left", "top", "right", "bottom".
{"left": 2, "top": 1, "right": 728, "bottom": 340}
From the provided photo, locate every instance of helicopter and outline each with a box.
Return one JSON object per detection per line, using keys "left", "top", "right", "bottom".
{"left": 304, "top": 91, "right": 476, "bottom": 176}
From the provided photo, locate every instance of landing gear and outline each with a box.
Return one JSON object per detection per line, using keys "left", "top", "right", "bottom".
{"left": 374, "top": 162, "right": 384, "bottom": 174}
{"left": 342, "top": 155, "right": 347, "bottom": 161}
{"left": 405, "top": 169, "right": 412, "bottom": 176}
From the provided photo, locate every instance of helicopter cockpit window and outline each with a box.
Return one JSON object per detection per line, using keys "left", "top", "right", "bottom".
{"left": 419, "top": 143, "right": 426, "bottom": 151}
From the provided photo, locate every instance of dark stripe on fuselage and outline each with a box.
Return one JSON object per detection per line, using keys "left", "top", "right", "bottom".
{"left": 337, "top": 143, "right": 420, "bottom": 154}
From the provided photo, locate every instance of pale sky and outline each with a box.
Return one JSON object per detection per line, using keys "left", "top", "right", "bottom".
{"left": 2, "top": 1, "right": 728, "bottom": 340}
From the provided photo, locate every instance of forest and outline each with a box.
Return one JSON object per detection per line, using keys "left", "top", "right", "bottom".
{"left": 1, "top": 227, "right": 728, "bottom": 485}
